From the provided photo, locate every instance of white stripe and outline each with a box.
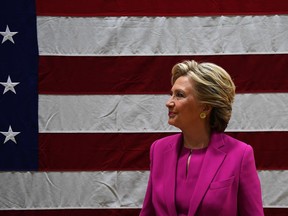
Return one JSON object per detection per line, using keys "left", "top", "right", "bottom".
{"left": 39, "top": 93, "right": 288, "bottom": 133}
{"left": 259, "top": 170, "right": 288, "bottom": 207}
{"left": 0, "top": 170, "right": 286, "bottom": 209}
{"left": 0, "top": 171, "right": 147, "bottom": 209}
{"left": 37, "top": 15, "right": 288, "bottom": 56}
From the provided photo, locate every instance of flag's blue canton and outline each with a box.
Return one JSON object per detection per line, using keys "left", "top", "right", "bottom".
{"left": 0, "top": 0, "right": 38, "bottom": 170}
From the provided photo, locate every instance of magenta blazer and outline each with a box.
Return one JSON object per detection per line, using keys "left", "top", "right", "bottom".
{"left": 140, "top": 132, "right": 264, "bottom": 216}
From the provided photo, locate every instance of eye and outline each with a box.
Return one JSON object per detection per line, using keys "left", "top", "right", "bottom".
{"left": 176, "top": 91, "right": 185, "bottom": 98}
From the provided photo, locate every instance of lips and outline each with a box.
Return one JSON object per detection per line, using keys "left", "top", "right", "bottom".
{"left": 168, "top": 111, "right": 176, "bottom": 117}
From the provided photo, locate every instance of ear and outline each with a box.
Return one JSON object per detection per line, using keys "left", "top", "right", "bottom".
{"left": 202, "top": 104, "right": 212, "bottom": 115}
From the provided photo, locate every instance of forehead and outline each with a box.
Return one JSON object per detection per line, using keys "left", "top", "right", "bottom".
{"left": 171, "top": 76, "right": 194, "bottom": 91}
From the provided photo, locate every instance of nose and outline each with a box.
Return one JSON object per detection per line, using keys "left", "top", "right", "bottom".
{"left": 166, "top": 96, "right": 174, "bottom": 108}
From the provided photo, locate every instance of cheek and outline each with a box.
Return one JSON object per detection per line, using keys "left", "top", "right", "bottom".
{"left": 182, "top": 104, "right": 201, "bottom": 119}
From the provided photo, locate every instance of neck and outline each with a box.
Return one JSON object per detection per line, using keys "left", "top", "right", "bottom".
{"left": 182, "top": 125, "right": 211, "bottom": 149}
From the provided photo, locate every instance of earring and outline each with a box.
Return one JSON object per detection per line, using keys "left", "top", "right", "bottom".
{"left": 200, "top": 112, "right": 206, "bottom": 119}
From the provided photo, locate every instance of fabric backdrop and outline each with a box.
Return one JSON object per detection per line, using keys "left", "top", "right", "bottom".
{"left": 0, "top": 0, "right": 288, "bottom": 215}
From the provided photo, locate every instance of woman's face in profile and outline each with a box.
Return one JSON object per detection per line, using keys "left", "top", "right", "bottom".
{"left": 166, "top": 76, "right": 204, "bottom": 131}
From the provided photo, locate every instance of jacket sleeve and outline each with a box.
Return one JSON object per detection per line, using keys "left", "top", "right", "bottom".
{"left": 238, "top": 145, "right": 264, "bottom": 216}
{"left": 139, "top": 142, "right": 156, "bottom": 216}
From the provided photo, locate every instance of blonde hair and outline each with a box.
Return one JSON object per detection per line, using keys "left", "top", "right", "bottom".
{"left": 171, "top": 60, "right": 236, "bottom": 132}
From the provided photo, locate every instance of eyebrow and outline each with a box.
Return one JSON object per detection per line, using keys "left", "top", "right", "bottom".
{"left": 170, "top": 88, "right": 186, "bottom": 95}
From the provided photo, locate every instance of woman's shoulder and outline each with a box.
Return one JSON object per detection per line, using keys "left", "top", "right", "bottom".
{"left": 151, "top": 133, "right": 182, "bottom": 150}
{"left": 155, "top": 133, "right": 181, "bottom": 143}
{"left": 221, "top": 132, "right": 252, "bottom": 152}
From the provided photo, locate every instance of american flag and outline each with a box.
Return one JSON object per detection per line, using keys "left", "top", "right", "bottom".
{"left": 0, "top": 0, "right": 288, "bottom": 215}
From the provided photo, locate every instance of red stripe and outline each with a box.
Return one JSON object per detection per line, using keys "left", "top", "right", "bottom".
{"left": 36, "top": 0, "right": 288, "bottom": 16}
{"left": 39, "top": 133, "right": 169, "bottom": 171}
{"left": 39, "top": 55, "right": 288, "bottom": 94}
{"left": 0, "top": 208, "right": 287, "bottom": 216}
{"left": 227, "top": 132, "right": 288, "bottom": 170}
{"left": 264, "top": 208, "right": 288, "bottom": 216}
{"left": 39, "top": 132, "right": 288, "bottom": 171}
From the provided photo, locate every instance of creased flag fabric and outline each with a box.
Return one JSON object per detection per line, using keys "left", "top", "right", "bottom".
{"left": 0, "top": 0, "right": 288, "bottom": 215}
{"left": 0, "top": 1, "right": 38, "bottom": 170}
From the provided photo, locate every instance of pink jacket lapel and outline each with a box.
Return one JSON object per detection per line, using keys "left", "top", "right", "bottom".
{"left": 160, "top": 132, "right": 227, "bottom": 216}
{"left": 188, "top": 132, "right": 227, "bottom": 216}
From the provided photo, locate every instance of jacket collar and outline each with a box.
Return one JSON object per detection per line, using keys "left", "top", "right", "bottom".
{"left": 163, "top": 132, "right": 227, "bottom": 216}
{"left": 188, "top": 132, "right": 227, "bottom": 215}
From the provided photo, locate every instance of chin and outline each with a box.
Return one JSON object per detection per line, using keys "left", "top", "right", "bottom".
{"left": 168, "top": 119, "right": 177, "bottom": 127}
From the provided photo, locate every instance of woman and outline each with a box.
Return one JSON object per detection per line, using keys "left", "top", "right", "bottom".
{"left": 140, "top": 60, "right": 264, "bottom": 216}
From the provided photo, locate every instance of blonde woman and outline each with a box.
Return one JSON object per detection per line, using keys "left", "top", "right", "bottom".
{"left": 140, "top": 60, "right": 264, "bottom": 216}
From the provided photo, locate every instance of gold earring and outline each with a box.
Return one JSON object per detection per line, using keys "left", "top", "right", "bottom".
{"left": 200, "top": 112, "right": 206, "bottom": 119}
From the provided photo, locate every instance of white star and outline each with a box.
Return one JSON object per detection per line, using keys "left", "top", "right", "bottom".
{"left": 0, "top": 76, "right": 20, "bottom": 94}
{"left": 0, "top": 126, "right": 20, "bottom": 144}
{"left": 0, "top": 25, "right": 18, "bottom": 44}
